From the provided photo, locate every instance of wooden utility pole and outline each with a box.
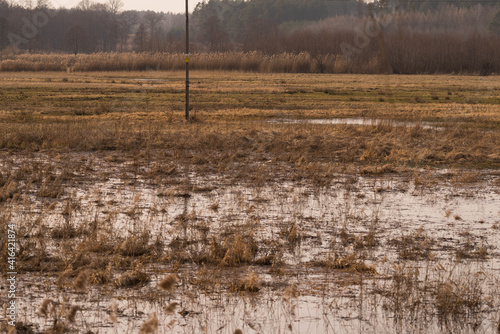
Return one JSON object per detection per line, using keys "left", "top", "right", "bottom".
{"left": 185, "top": 0, "right": 189, "bottom": 120}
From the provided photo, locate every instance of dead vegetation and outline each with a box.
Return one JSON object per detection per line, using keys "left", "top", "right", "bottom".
{"left": 0, "top": 72, "right": 498, "bottom": 180}
{"left": 1, "top": 162, "right": 498, "bottom": 332}
{"left": 232, "top": 271, "right": 260, "bottom": 292}
{"left": 313, "top": 253, "right": 377, "bottom": 274}
{"left": 391, "top": 227, "right": 436, "bottom": 261}
{"left": 0, "top": 119, "right": 498, "bottom": 177}
{"left": 0, "top": 72, "right": 498, "bottom": 333}
{"left": 115, "top": 269, "right": 151, "bottom": 288}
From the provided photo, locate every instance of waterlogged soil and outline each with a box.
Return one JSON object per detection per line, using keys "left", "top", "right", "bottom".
{"left": 2, "top": 153, "right": 500, "bottom": 334}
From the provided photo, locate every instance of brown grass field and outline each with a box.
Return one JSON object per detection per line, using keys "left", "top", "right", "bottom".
{"left": 1, "top": 70, "right": 500, "bottom": 333}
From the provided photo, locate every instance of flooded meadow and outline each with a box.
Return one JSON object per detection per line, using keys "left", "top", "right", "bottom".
{"left": 1, "top": 71, "right": 499, "bottom": 333}
{"left": 1, "top": 151, "right": 499, "bottom": 334}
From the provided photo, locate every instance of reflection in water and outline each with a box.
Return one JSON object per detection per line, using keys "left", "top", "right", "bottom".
{"left": 9, "top": 172, "right": 500, "bottom": 334}
{"left": 271, "top": 118, "right": 441, "bottom": 129}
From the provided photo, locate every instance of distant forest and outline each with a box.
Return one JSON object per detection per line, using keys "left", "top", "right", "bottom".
{"left": 1, "top": 0, "right": 500, "bottom": 73}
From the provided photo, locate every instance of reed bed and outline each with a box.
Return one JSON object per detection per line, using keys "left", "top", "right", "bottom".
{"left": 0, "top": 51, "right": 356, "bottom": 73}
{"left": 2, "top": 49, "right": 498, "bottom": 74}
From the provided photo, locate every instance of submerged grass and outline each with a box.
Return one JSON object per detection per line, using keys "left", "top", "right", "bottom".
{"left": 0, "top": 71, "right": 499, "bottom": 333}
{"left": 0, "top": 118, "right": 498, "bottom": 172}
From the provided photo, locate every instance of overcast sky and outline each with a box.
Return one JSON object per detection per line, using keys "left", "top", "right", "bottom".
{"left": 56, "top": 0, "right": 202, "bottom": 13}
{"left": 122, "top": 0, "right": 201, "bottom": 13}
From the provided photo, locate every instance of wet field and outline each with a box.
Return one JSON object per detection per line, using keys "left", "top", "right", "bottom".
{"left": 0, "top": 71, "right": 499, "bottom": 333}
{"left": 1, "top": 151, "right": 499, "bottom": 333}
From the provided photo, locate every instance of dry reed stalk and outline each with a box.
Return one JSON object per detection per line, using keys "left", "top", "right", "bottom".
{"left": 220, "top": 233, "right": 257, "bottom": 267}
{"left": 314, "top": 254, "right": 377, "bottom": 274}
{"left": 39, "top": 299, "right": 55, "bottom": 317}
{"left": 0, "top": 180, "right": 17, "bottom": 202}
{"left": 109, "top": 304, "right": 118, "bottom": 324}
{"left": 287, "top": 224, "right": 300, "bottom": 243}
{"left": 283, "top": 283, "right": 299, "bottom": 300}
{"left": 67, "top": 305, "right": 80, "bottom": 323}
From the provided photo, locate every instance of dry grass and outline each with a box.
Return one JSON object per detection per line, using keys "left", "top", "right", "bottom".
{"left": 72, "top": 270, "right": 89, "bottom": 292}
{"left": 0, "top": 118, "right": 497, "bottom": 175}
{"left": 164, "top": 302, "right": 179, "bottom": 315}
{"left": 39, "top": 299, "right": 56, "bottom": 317}
{"left": 374, "top": 262, "right": 490, "bottom": 332}
{"left": 0, "top": 52, "right": 356, "bottom": 73}
{"left": 233, "top": 271, "right": 260, "bottom": 293}
{"left": 158, "top": 274, "right": 179, "bottom": 292}
{"left": 0, "top": 70, "right": 498, "bottom": 333}
{"left": 0, "top": 180, "right": 17, "bottom": 202}
{"left": 0, "top": 71, "right": 498, "bottom": 176}
{"left": 313, "top": 253, "right": 377, "bottom": 274}
{"left": 115, "top": 269, "right": 151, "bottom": 288}
{"left": 118, "top": 233, "right": 153, "bottom": 256}
{"left": 139, "top": 313, "right": 159, "bottom": 334}
{"left": 391, "top": 227, "right": 436, "bottom": 261}
{"left": 66, "top": 305, "right": 80, "bottom": 323}
{"left": 212, "top": 233, "right": 258, "bottom": 267}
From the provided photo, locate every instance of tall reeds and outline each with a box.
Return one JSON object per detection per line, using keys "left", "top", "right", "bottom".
{"left": 0, "top": 52, "right": 341, "bottom": 73}
{"left": 2, "top": 41, "right": 498, "bottom": 74}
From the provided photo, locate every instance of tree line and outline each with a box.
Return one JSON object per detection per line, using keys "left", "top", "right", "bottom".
{"left": 1, "top": 0, "right": 500, "bottom": 74}
{"left": 0, "top": 0, "right": 184, "bottom": 54}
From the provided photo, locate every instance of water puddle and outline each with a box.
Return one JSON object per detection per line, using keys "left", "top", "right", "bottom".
{"left": 271, "top": 118, "right": 442, "bottom": 129}
{"left": 130, "top": 78, "right": 169, "bottom": 82}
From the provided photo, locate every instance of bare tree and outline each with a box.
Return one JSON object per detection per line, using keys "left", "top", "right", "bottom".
{"left": 21, "top": 0, "right": 35, "bottom": 9}
{"left": 118, "top": 10, "right": 138, "bottom": 51}
{"left": 201, "top": 14, "right": 229, "bottom": 51}
{"left": 64, "top": 24, "right": 87, "bottom": 54}
{"left": 134, "top": 22, "right": 147, "bottom": 51}
{"left": 490, "top": 9, "right": 500, "bottom": 35}
{"left": 143, "top": 11, "right": 163, "bottom": 50}
{"left": 0, "top": 16, "right": 7, "bottom": 52}
{"left": 76, "top": 0, "right": 93, "bottom": 11}
{"left": 241, "top": 17, "right": 280, "bottom": 54}
{"left": 107, "top": 0, "right": 123, "bottom": 15}
{"left": 36, "top": 0, "right": 50, "bottom": 9}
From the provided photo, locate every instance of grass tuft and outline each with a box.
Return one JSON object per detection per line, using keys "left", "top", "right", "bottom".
{"left": 234, "top": 271, "right": 260, "bottom": 293}
{"left": 139, "top": 313, "right": 159, "bottom": 334}
{"left": 67, "top": 305, "right": 80, "bottom": 323}
{"left": 115, "top": 269, "right": 151, "bottom": 288}
{"left": 73, "top": 270, "right": 90, "bottom": 293}
{"left": 158, "top": 274, "right": 179, "bottom": 292}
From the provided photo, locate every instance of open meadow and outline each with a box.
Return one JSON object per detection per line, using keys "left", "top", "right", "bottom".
{"left": 1, "top": 70, "right": 500, "bottom": 333}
